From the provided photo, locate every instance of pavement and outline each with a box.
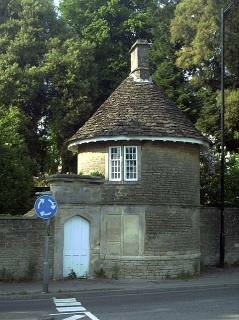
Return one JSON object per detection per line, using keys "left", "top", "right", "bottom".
{"left": 0, "top": 267, "right": 238, "bottom": 301}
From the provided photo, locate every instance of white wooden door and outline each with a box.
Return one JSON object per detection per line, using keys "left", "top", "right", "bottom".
{"left": 63, "top": 216, "right": 90, "bottom": 278}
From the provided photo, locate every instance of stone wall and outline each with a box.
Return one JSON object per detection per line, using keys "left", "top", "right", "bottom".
{"left": 100, "top": 206, "right": 239, "bottom": 278}
{"left": 138, "top": 142, "right": 200, "bottom": 205}
{"left": 100, "top": 256, "right": 200, "bottom": 279}
{"left": 49, "top": 172, "right": 201, "bottom": 280}
{"left": 144, "top": 205, "right": 200, "bottom": 256}
{"left": 50, "top": 176, "right": 239, "bottom": 279}
{"left": 76, "top": 141, "right": 200, "bottom": 206}
{"left": 0, "top": 200, "right": 238, "bottom": 280}
{"left": 49, "top": 175, "right": 103, "bottom": 205}
{"left": 200, "top": 207, "right": 239, "bottom": 266}
{"left": 0, "top": 216, "right": 54, "bottom": 280}
{"left": 78, "top": 144, "right": 107, "bottom": 176}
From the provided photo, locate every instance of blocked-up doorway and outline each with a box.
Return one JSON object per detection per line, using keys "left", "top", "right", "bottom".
{"left": 63, "top": 216, "right": 90, "bottom": 278}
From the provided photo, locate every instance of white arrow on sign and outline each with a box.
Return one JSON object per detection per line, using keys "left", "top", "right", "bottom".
{"left": 40, "top": 211, "right": 51, "bottom": 216}
{"left": 48, "top": 199, "right": 56, "bottom": 209}
{"left": 62, "top": 315, "right": 85, "bottom": 320}
{"left": 37, "top": 198, "right": 44, "bottom": 209}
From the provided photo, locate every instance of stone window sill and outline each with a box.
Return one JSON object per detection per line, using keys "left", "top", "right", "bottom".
{"left": 105, "top": 180, "right": 140, "bottom": 185}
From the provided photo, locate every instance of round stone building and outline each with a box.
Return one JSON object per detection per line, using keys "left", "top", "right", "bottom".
{"left": 50, "top": 40, "right": 209, "bottom": 280}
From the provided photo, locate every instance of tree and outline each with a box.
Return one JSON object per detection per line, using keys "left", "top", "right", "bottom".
{"left": 0, "top": 0, "right": 63, "bottom": 172}
{"left": 201, "top": 148, "right": 239, "bottom": 206}
{"left": 43, "top": 38, "right": 98, "bottom": 172}
{"left": 59, "top": 0, "right": 155, "bottom": 104}
{"left": 171, "top": 0, "right": 239, "bottom": 150}
{"left": 0, "top": 0, "right": 98, "bottom": 173}
{"left": 0, "top": 107, "right": 34, "bottom": 215}
{"left": 171, "top": 0, "right": 239, "bottom": 205}
{"left": 150, "top": 0, "right": 204, "bottom": 123}
{"left": 197, "top": 89, "right": 239, "bottom": 151}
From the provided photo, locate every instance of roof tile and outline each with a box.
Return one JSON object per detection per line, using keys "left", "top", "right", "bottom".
{"left": 68, "top": 77, "right": 207, "bottom": 144}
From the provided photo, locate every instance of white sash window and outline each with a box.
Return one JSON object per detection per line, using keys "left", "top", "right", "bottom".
{"left": 109, "top": 146, "right": 121, "bottom": 181}
{"left": 109, "top": 146, "right": 138, "bottom": 182}
{"left": 124, "top": 146, "right": 137, "bottom": 181}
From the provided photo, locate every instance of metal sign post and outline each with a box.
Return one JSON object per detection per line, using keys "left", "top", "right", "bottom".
{"left": 34, "top": 195, "right": 58, "bottom": 293}
{"left": 43, "top": 219, "right": 51, "bottom": 293}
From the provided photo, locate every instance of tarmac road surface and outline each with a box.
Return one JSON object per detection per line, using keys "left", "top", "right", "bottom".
{"left": 0, "top": 284, "right": 238, "bottom": 320}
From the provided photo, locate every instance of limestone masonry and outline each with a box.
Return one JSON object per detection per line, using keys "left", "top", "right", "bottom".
{"left": 0, "top": 203, "right": 238, "bottom": 280}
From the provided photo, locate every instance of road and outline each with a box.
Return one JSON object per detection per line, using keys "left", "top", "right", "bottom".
{"left": 0, "top": 285, "right": 238, "bottom": 320}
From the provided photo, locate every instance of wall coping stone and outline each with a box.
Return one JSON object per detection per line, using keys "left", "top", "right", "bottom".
{"left": 57, "top": 203, "right": 202, "bottom": 208}
{"left": 49, "top": 174, "right": 104, "bottom": 184}
{"left": 0, "top": 215, "right": 39, "bottom": 220}
{"left": 103, "top": 253, "right": 201, "bottom": 261}
{"left": 200, "top": 206, "right": 239, "bottom": 212}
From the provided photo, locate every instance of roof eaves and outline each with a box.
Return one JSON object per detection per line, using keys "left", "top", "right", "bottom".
{"left": 68, "top": 135, "right": 210, "bottom": 153}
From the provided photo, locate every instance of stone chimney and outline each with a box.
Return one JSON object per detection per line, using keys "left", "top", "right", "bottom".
{"left": 129, "top": 39, "right": 151, "bottom": 81}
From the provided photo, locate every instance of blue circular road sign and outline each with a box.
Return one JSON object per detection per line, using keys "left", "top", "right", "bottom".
{"left": 34, "top": 195, "right": 58, "bottom": 220}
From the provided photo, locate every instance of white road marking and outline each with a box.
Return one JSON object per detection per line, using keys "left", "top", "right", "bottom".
{"left": 52, "top": 296, "right": 100, "bottom": 319}
{"left": 61, "top": 315, "right": 85, "bottom": 320}
{"left": 55, "top": 302, "right": 82, "bottom": 307}
{"left": 54, "top": 298, "right": 77, "bottom": 303}
{"left": 84, "top": 311, "right": 100, "bottom": 320}
{"left": 50, "top": 312, "right": 86, "bottom": 316}
{"left": 56, "top": 306, "right": 86, "bottom": 312}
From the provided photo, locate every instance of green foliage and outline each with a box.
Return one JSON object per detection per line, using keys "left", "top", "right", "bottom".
{"left": 111, "top": 263, "right": 120, "bottom": 279}
{"left": 33, "top": 173, "right": 50, "bottom": 187}
{"left": 171, "top": 0, "right": 220, "bottom": 70}
{"left": 171, "top": 0, "right": 239, "bottom": 150}
{"left": 225, "top": 154, "right": 239, "bottom": 206}
{"left": 175, "top": 270, "right": 197, "bottom": 280}
{"left": 0, "top": 268, "right": 14, "bottom": 282}
{"left": 200, "top": 150, "right": 220, "bottom": 206}
{"left": 0, "top": 107, "right": 34, "bottom": 215}
{"left": 229, "top": 260, "right": 239, "bottom": 267}
{"left": 90, "top": 170, "right": 104, "bottom": 178}
{"left": 94, "top": 267, "right": 107, "bottom": 278}
{"left": 0, "top": 0, "right": 98, "bottom": 177}
{"left": 170, "top": 0, "right": 239, "bottom": 84}
{"left": 197, "top": 89, "right": 239, "bottom": 151}
{"left": 150, "top": 1, "right": 203, "bottom": 123}
{"left": 25, "top": 260, "right": 37, "bottom": 280}
{"left": 0, "top": 0, "right": 62, "bottom": 172}
{"left": 60, "top": 0, "right": 155, "bottom": 103}
{"left": 43, "top": 37, "right": 98, "bottom": 172}
{"left": 68, "top": 269, "right": 77, "bottom": 279}
{"left": 201, "top": 150, "right": 239, "bottom": 206}
{"left": 224, "top": 90, "right": 239, "bottom": 143}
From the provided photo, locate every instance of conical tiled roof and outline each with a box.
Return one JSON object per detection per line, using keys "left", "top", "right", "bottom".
{"left": 68, "top": 76, "right": 209, "bottom": 150}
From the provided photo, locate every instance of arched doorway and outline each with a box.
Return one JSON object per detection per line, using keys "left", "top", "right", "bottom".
{"left": 63, "top": 216, "right": 90, "bottom": 278}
